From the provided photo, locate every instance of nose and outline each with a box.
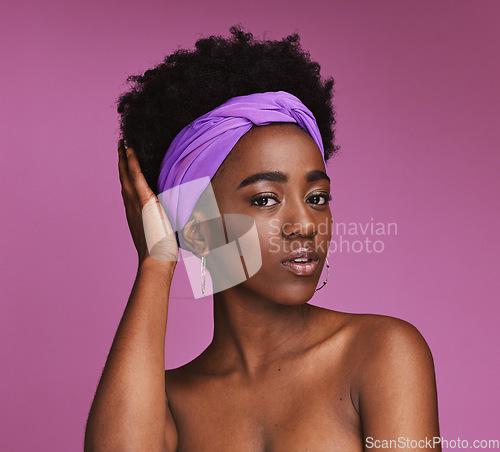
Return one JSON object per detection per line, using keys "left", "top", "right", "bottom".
{"left": 281, "top": 199, "right": 317, "bottom": 238}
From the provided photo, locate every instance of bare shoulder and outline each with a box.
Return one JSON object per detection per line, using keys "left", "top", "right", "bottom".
{"left": 344, "top": 314, "right": 437, "bottom": 428}
{"left": 313, "top": 308, "right": 432, "bottom": 357}
{"left": 359, "top": 311, "right": 428, "bottom": 341}
{"left": 354, "top": 315, "right": 439, "bottom": 440}
{"left": 345, "top": 313, "right": 435, "bottom": 382}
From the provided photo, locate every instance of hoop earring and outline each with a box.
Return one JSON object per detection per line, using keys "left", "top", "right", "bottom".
{"left": 201, "top": 255, "right": 206, "bottom": 296}
{"left": 315, "top": 258, "right": 330, "bottom": 292}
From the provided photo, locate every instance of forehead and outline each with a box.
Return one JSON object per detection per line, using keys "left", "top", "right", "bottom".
{"left": 213, "top": 123, "right": 326, "bottom": 186}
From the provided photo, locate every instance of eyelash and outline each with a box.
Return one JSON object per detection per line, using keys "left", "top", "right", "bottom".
{"left": 251, "top": 192, "right": 332, "bottom": 207}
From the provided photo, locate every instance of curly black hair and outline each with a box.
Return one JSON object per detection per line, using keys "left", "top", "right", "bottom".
{"left": 117, "top": 25, "right": 339, "bottom": 195}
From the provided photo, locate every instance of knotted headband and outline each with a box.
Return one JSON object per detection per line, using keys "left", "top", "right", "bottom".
{"left": 157, "top": 90, "right": 326, "bottom": 248}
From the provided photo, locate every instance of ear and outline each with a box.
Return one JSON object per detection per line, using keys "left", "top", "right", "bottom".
{"left": 182, "top": 211, "right": 208, "bottom": 257}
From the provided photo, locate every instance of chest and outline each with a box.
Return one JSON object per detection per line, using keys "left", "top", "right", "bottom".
{"left": 167, "top": 365, "right": 363, "bottom": 451}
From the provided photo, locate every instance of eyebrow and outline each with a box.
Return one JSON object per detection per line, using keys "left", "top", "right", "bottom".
{"left": 237, "top": 170, "right": 330, "bottom": 189}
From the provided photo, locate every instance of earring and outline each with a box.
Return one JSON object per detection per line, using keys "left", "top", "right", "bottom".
{"left": 201, "top": 255, "right": 206, "bottom": 296}
{"left": 315, "top": 258, "right": 330, "bottom": 292}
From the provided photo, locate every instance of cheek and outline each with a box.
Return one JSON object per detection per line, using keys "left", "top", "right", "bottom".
{"left": 317, "top": 212, "right": 333, "bottom": 254}
{"left": 254, "top": 217, "right": 282, "bottom": 254}
{"left": 321, "top": 211, "right": 333, "bottom": 238}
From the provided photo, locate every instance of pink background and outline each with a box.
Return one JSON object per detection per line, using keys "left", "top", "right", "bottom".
{"left": 1, "top": 0, "right": 499, "bottom": 450}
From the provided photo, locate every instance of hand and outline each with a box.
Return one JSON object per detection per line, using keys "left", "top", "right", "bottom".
{"left": 118, "top": 140, "right": 179, "bottom": 266}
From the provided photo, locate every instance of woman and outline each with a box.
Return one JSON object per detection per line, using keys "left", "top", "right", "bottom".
{"left": 85, "top": 26, "right": 440, "bottom": 451}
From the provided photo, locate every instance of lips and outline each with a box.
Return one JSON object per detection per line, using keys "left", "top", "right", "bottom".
{"left": 281, "top": 247, "right": 319, "bottom": 263}
{"left": 280, "top": 248, "right": 319, "bottom": 276}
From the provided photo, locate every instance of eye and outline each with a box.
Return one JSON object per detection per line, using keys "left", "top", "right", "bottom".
{"left": 308, "top": 193, "right": 332, "bottom": 205}
{"left": 251, "top": 194, "right": 279, "bottom": 207}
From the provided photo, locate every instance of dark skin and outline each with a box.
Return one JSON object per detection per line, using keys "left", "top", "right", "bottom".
{"left": 84, "top": 123, "right": 440, "bottom": 451}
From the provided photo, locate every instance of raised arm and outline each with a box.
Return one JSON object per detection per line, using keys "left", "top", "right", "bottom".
{"left": 357, "top": 317, "right": 441, "bottom": 451}
{"left": 84, "top": 142, "right": 179, "bottom": 452}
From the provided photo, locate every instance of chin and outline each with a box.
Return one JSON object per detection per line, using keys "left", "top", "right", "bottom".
{"left": 275, "top": 284, "right": 317, "bottom": 306}
{"left": 240, "top": 274, "right": 318, "bottom": 306}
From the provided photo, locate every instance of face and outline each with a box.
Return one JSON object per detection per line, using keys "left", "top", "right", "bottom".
{"left": 207, "top": 123, "right": 332, "bottom": 305}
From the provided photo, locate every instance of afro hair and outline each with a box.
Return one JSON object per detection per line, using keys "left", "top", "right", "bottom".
{"left": 117, "top": 24, "right": 339, "bottom": 195}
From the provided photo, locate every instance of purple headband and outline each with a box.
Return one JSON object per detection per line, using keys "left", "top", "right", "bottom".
{"left": 157, "top": 90, "right": 325, "bottom": 245}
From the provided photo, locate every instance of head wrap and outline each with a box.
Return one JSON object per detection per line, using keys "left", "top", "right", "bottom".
{"left": 157, "top": 90, "right": 325, "bottom": 248}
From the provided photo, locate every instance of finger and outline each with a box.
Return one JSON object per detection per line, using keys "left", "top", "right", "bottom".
{"left": 118, "top": 140, "right": 134, "bottom": 198}
{"left": 125, "top": 146, "right": 155, "bottom": 206}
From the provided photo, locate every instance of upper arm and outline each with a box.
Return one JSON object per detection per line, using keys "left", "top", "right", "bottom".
{"left": 357, "top": 318, "right": 440, "bottom": 451}
{"left": 164, "top": 370, "right": 179, "bottom": 452}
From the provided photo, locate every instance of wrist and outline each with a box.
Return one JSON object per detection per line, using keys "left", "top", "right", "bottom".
{"left": 138, "top": 255, "right": 177, "bottom": 278}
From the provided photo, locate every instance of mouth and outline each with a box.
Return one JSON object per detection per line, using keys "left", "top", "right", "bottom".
{"left": 280, "top": 248, "right": 320, "bottom": 276}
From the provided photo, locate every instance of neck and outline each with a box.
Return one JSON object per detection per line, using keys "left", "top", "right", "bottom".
{"left": 207, "top": 287, "right": 315, "bottom": 377}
